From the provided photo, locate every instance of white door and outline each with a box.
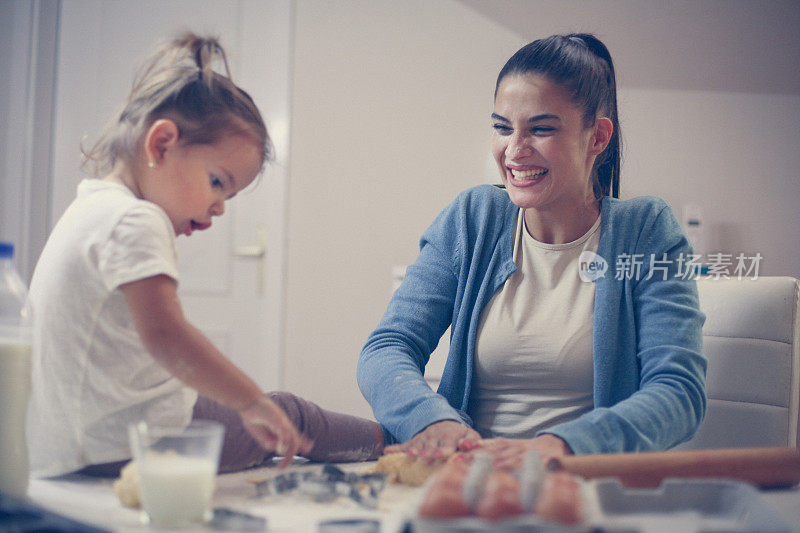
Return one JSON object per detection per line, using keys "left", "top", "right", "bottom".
{"left": 51, "top": 0, "right": 290, "bottom": 391}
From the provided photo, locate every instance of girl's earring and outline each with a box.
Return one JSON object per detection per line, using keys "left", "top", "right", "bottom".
{"left": 148, "top": 160, "right": 157, "bottom": 168}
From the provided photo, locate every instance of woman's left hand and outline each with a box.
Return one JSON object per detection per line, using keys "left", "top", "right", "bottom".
{"left": 476, "top": 434, "right": 572, "bottom": 469}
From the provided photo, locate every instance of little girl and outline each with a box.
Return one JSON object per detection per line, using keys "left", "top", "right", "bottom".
{"left": 27, "top": 33, "right": 383, "bottom": 477}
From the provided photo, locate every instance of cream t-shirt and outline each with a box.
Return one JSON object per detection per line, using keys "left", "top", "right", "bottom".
{"left": 27, "top": 180, "right": 197, "bottom": 477}
{"left": 472, "top": 209, "right": 600, "bottom": 438}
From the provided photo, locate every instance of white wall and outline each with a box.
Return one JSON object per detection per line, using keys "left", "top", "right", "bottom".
{"left": 459, "top": 0, "right": 800, "bottom": 96}
{"left": 620, "top": 88, "right": 800, "bottom": 277}
{"left": 283, "top": 0, "right": 523, "bottom": 417}
{"left": 284, "top": 0, "right": 800, "bottom": 419}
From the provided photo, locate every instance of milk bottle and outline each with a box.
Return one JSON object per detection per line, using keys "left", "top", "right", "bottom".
{"left": 0, "top": 242, "right": 32, "bottom": 497}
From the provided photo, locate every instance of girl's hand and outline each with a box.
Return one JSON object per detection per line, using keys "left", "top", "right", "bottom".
{"left": 384, "top": 420, "right": 481, "bottom": 458}
{"left": 478, "top": 434, "right": 572, "bottom": 470}
{"left": 239, "top": 395, "right": 313, "bottom": 468}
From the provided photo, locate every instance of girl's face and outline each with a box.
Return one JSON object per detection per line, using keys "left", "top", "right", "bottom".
{"left": 491, "top": 74, "right": 603, "bottom": 216}
{"left": 143, "top": 127, "right": 263, "bottom": 237}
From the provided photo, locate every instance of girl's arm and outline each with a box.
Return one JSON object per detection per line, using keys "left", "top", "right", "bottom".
{"left": 121, "top": 274, "right": 310, "bottom": 466}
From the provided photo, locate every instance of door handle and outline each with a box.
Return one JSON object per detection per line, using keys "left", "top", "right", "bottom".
{"left": 233, "top": 225, "right": 267, "bottom": 296}
{"left": 233, "top": 245, "right": 265, "bottom": 258}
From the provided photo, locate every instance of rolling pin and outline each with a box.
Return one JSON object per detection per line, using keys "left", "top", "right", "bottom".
{"left": 547, "top": 447, "right": 800, "bottom": 488}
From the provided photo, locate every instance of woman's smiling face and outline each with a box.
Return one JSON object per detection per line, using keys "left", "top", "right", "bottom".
{"left": 491, "top": 74, "right": 599, "bottom": 215}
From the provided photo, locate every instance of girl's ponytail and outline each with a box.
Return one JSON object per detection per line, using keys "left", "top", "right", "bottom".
{"left": 83, "top": 32, "right": 271, "bottom": 176}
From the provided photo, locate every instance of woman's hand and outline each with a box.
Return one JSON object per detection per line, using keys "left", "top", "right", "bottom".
{"left": 385, "top": 420, "right": 481, "bottom": 458}
{"left": 478, "top": 434, "right": 572, "bottom": 469}
{"left": 239, "top": 395, "right": 313, "bottom": 468}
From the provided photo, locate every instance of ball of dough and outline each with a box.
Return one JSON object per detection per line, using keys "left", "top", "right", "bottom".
{"left": 113, "top": 461, "right": 141, "bottom": 509}
{"left": 372, "top": 452, "right": 449, "bottom": 486}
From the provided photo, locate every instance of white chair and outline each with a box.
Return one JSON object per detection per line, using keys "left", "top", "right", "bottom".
{"left": 678, "top": 276, "right": 800, "bottom": 450}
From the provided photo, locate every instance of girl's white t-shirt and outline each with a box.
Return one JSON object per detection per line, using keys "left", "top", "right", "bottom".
{"left": 472, "top": 209, "right": 600, "bottom": 438}
{"left": 27, "top": 179, "right": 197, "bottom": 477}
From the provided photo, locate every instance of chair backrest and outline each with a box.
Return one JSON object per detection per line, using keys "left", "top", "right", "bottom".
{"left": 678, "top": 276, "right": 800, "bottom": 450}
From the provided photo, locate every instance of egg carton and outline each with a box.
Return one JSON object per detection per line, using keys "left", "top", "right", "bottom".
{"left": 409, "top": 477, "right": 791, "bottom": 533}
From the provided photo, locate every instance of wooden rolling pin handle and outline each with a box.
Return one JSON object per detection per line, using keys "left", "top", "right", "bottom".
{"left": 547, "top": 447, "right": 800, "bottom": 489}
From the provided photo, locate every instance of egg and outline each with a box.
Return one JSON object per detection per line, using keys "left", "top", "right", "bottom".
{"left": 475, "top": 470, "right": 524, "bottom": 521}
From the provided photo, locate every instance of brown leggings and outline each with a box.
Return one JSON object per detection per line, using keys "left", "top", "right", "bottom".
{"left": 195, "top": 391, "right": 384, "bottom": 473}
{"left": 77, "top": 391, "right": 384, "bottom": 477}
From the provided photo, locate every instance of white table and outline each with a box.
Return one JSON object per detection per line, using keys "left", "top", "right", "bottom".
{"left": 29, "top": 461, "right": 416, "bottom": 532}
{"left": 27, "top": 462, "right": 800, "bottom": 533}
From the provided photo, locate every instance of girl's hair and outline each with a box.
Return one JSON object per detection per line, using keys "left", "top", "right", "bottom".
{"left": 495, "top": 33, "right": 621, "bottom": 199}
{"left": 83, "top": 32, "right": 272, "bottom": 175}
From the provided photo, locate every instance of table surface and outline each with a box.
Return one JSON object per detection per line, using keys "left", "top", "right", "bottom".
{"left": 29, "top": 461, "right": 416, "bottom": 533}
{"left": 27, "top": 461, "right": 800, "bottom": 533}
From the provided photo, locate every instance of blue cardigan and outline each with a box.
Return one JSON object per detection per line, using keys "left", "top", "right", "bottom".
{"left": 357, "top": 185, "right": 707, "bottom": 454}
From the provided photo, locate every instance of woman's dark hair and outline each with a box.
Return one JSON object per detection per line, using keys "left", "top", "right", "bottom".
{"left": 495, "top": 33, "right": 621, "bottom": 198}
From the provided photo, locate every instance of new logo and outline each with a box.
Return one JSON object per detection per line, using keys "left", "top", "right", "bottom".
{"left": 578, "top": 251, "right": 608, "bottom": 282}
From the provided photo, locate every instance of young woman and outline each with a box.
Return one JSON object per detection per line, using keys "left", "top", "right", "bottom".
{"left": 358, "top": 33, "right": 707, "bottom": 464}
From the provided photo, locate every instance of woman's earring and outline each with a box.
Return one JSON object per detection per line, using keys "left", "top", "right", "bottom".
{"left": 148, "top": 160, "right": 157, "bottom": 168}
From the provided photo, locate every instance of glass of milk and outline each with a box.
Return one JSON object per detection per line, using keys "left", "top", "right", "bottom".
{"left": 128, "top": 420, "right": 224, "bottom": 528}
